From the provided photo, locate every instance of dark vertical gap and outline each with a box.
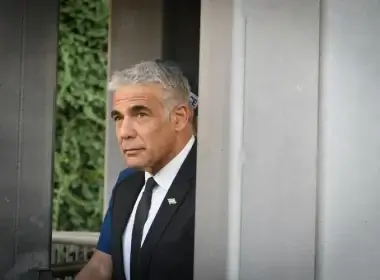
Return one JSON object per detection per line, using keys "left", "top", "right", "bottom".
{"left": 161, "top": 0, "right": 201, "bottom": 106}
{"left": 162, "top": 0, "right": 176, "bottom": 60}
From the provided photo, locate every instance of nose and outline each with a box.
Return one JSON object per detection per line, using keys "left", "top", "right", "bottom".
{"left": 119, "top": 116, "right": 137, "bottom": 139}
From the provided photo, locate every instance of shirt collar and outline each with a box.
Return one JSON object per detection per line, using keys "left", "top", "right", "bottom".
{"left": 145, "top": 135, "right": 195, "bottom": 191}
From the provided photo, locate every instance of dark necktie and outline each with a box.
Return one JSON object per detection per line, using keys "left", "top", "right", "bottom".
{"left": 130, "top": 177, "right": 157, "bottom": 280}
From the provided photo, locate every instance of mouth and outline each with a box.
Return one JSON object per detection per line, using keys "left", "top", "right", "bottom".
{"left": 123, "top": 148, "right": 144, "bottom": 156}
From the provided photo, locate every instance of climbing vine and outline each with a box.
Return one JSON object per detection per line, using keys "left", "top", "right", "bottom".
{"left": 53, "top": 0, "right": 109, "bottom": 231}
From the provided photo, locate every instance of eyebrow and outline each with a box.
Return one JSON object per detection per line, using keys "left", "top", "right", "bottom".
{"left": 130, "top": 105, "right": 151, "bottom": 114}
{"left": 110, "top": 109, "right": 121, "bottom": 119}
{"left": 110, "top": 105, "right": 151, "bottom": 119}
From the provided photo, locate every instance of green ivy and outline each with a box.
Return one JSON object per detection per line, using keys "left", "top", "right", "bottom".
{"left": 53, "top": 0, "right": 109, "bottom": 231}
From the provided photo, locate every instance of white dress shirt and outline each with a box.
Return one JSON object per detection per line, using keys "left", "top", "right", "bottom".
{"left": 122, "top": 136, "right": 195, "bottom": 279}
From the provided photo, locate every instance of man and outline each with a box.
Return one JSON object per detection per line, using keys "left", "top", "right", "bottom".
{"left": 76, "top": 60, "right": 197, "bottom": 280}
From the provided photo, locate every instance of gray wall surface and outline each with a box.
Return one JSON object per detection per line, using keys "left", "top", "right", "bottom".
{"left": 0, "top": 0, "right": 58, "bottom": 279}
{"left": 316, "top": 0, "right": 380, "bottom": 279}
{"left": 195, "top": 0, "right": 380, "bottom": 279}
{"left": 194, "top": 0, "right": 234, "bottom": 279}
{"left": 240, "top": 1, "right": 320, "bottom": 279}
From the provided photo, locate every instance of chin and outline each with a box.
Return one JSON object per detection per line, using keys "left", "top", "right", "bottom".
{"left": 125, "top": 158, "right": 146, "bottom": 170}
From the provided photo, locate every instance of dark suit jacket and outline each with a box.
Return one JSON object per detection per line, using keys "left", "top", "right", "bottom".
{"left": 110, "top": 144, "right": 196, "bottom": 280}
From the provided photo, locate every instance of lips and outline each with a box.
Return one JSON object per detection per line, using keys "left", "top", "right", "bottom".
{"left": 123, "top": 148, "right": 144, "bottom": 154}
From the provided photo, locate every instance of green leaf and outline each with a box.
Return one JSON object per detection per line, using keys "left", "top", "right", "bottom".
{"left": 53, "top": 0, "right": 108, "bottom": 232}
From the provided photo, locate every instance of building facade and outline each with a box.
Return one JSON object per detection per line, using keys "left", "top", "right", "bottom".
{"left": 1, "top": 0, "right": 380, "bottom": 279}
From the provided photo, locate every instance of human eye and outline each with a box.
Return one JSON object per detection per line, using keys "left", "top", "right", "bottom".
{"left": 113, "top": 115, "right": 122, "bottom": 121}
{"left": 137, "top": 112, "right": 148, "bottom": 118}
{"left": 131, "top": 105, "right": 151, "bottom": 119}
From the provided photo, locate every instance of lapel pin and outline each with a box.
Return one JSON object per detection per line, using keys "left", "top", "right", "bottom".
{"left": 167, "top": 198, "right": 177, "bottom": 205}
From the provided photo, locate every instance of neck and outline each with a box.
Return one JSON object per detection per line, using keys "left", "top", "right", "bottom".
{"left": 146, "top": 132, "right": 193, "bottom": 175}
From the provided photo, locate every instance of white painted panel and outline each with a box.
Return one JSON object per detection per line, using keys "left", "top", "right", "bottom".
{"left": 317, "top": 0, "right": 380, "bottom": 279}
{"left": 240, "top": 1, "right": 320, "bottom": 279}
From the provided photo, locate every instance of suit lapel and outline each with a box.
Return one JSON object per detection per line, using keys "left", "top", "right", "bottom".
{"left": 113, "top": 171, "right": 145, "bottom": 280}
{"left": 139, "top": 143, "right": 197, "bottom": 277}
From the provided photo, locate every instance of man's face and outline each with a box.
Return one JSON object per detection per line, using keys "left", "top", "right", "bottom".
{"left": 111, "top": 83, "right": 182, "bottom": 172}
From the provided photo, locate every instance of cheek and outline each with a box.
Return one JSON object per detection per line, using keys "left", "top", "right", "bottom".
{"left": 139, "top": 122, "right": 171, "bottom": 147}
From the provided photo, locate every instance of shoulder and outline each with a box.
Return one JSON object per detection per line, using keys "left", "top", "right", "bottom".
{"left": 109, "top": 169, "right": 142, "bottom": 207}
{"left": 109, "top": 170, "right": 145, "bottom": 220}
{"left": 116, "top": 168, "right": 137, "bottom": 183}
{"left": 112, "top": 170, "right": 145, "bottom": 197}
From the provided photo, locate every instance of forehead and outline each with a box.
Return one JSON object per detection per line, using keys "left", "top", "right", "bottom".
{"left": 113, "top": 83, "right": 164, "bottom": 105}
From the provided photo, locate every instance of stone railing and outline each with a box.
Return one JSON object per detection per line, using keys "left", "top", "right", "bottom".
{"left": 51, "top": 231, "right": 99, "bottom": 279}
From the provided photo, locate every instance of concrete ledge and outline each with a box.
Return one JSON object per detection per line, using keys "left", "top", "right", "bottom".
{"left": 52, "top": 231, "right": 100, "bottom": 246}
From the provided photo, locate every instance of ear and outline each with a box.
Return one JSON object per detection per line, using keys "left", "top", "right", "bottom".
{"left": 171, "top": 104, "right": 191, "bottom": 131}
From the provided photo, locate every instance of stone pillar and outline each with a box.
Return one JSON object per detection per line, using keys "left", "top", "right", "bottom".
{"left": 0, "top": 0, "right": 59, "bottom": 278}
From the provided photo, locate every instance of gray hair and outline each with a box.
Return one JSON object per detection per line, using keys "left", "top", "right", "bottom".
{"left": 108, "top": 60, "right": 191, "bottom": 110}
